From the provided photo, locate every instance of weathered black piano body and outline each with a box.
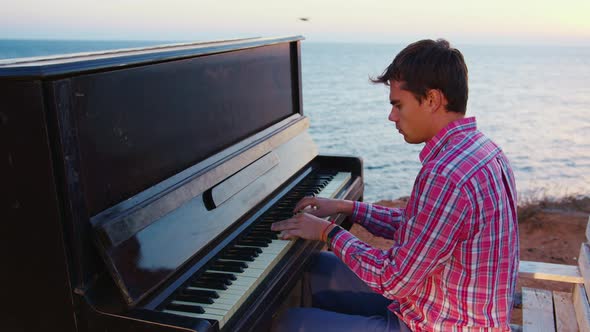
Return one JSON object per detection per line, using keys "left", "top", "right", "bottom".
{"left": 0, "top": 36, "right": 363, "bottom": 332}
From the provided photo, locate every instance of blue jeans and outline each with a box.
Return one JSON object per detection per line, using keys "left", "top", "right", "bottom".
{"left": 272, "top": 251, "right": 410, "bottom": 332}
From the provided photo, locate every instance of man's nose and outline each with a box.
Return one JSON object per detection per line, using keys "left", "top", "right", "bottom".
{"left": 388, "top": 108, "right": 399, "bottom": 122}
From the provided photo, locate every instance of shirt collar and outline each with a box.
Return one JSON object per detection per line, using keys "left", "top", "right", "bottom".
{"left": 419, "top": 117, "right": 477, "bottom": 164}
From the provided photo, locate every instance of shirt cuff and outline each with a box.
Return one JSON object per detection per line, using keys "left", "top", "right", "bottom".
{"left": 328, "top": 227, "right": 358, "bottom": 260}
{"left": 352, "top": 201, "right": 372, "bottom": 227}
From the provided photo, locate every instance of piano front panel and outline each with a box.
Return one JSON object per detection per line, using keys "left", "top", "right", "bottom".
{"left": 66, "top": 42, "right": 299, "bottom": 216}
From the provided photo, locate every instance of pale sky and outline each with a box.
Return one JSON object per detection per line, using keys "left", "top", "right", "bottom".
{"left": 2, "top": 0, "right": 589, "bottom": 45}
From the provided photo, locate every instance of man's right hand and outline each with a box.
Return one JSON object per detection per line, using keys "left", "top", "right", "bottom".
{"left": 292, "top": 197, "right": 354, "bottom": 218}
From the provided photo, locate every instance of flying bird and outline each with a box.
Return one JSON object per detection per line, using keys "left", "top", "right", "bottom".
{"left": 298, "top": 17, "right": 310, "bottom": 22}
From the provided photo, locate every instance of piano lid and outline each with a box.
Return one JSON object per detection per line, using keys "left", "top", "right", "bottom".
{"left": 12, "top": 36, "right": 310, "bottom": 305}
{"left": 0, "top": 36, "right": 304, "bottom": 78}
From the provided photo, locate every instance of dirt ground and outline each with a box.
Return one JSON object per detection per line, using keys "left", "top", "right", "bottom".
{"left": 348, "top": 196, "right": 590, "bottom": 326}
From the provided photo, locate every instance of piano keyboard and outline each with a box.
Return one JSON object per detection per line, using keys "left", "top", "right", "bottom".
{"left": 159, "top": 171, "right": 351, "bottom": 327}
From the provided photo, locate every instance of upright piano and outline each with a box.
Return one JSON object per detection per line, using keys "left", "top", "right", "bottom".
{"left": 0, "top": 36, "right": 363, "bottom": 332}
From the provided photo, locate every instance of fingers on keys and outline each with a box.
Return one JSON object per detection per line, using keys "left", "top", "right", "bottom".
{"left": 271, "top": 217, "right": 296, "bottom": 232}
{"left": 293, "top": 196, "right": 318, "bottom": 213}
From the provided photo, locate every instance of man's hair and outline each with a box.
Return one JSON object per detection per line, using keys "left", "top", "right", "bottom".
{"left": 373, "top": 39, "right": 468, "bottom": 114}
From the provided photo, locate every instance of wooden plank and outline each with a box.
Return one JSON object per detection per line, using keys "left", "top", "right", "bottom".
{"left": 573, "top": 283, "right": 590, "bottom": 332}
{"left": 519, "top": 261, "right": 583, "bottom": 283}
{"left": 553, "top": 291, "right": 579, "bottom": 332}
{"left": 522, "top": 287, "right": 556, "bottom": 332}
{"left": 578, "top": 243, "right": 590, "bottom": 295}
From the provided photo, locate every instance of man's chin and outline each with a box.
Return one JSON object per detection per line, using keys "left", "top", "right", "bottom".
{"left": 402, "top": 135, "right": 423, "bottom": 144}
{"left": 398, "top": 131, "right": 420, "bottom": 144}
{"left": 400, "top": 133, "right": 411, "bottom": 143}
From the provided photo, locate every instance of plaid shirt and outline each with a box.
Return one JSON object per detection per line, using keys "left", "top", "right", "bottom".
{"left": 329, "top": 117, "right": 519, "bottom": 331}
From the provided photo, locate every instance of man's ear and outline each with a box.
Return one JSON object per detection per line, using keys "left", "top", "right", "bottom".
{"left": 427, "top": 89, "right": 447, "bottom": 112}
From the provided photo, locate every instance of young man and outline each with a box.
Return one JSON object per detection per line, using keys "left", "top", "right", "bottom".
{"left": 271, "top": 39, "right": 519, "bottom": 331}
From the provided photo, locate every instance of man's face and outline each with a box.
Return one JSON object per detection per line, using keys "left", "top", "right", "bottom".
{"left": 388, "top": 80, "right": 434, "bottom": 144}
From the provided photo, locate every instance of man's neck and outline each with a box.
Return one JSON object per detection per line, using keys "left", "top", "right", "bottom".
{"left": 428, "top": 112, "right": 465, "bottom": 141}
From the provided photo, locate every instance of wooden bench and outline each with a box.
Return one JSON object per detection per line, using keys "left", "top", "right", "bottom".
{"left": 515, "top": 216, "right": 590, "bottom": 331}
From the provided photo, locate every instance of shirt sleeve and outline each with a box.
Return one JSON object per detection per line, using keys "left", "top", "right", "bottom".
{"left": 330, "top": 172, "right": 471, "bottom": 299}
{"left": 352, "top": 201, "right": 404, "bottom": 239}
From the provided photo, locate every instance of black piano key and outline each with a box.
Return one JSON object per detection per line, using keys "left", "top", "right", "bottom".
{"left": 251, "top": 224, "right": 273, "bottom": 230}
{"left": 256, "top": 221, "right": 280, "bottom": 227}
{"left": 210, "top": 264, "right": 244, "bottom": 273}
{"left": 251, "top": 229, "right": 275, "bottom": 235}
{"left": 176, "top": 293, "right": 216, "bottom": 304}
{"left": 244, "top": 232, "right": 272, "bottom": 243}
{"left": 251, "top": 227, "right": 272, "bottom": 233}
{"left": 166, "top": 303, "right": 205, "bottom": 314}
{"left": 242, "top": 235, "right": 272, "bottom": 243}
{"left": 257, "top": 218, "right": 288, "bottom": 227}
{"left": 226, "top": 247, "right": 261, "bottom": 255}
{"left": 191, "top": 279, "right": 230, "bottom": 290}
{"left": 234, "top": 247, "right": 262, "bottom": 255}
{"left": 267, "top": 209, "right": 288, "bottom": 214}
{"left": 216, "top": 260, "right": 248, "bottom": 268}
{"left": 294, "top": 189, "right": 319, "bottom": 194}
{"left": 291, "top": 188, "right": 313, "bottom": 192}
{"left": 181, "top": 288, "right": 219, "bottom": 298}
{"left": 208, "top": 263, "right": 245, "bottom": 273}
{"left": 198, "top": 274, "right": 234, "bottom": 285}
{"left": 253, "top": 221, "right": 275, "bottom": 226}
{"left": 290, "top": 190, "right": 317, "bottom": 196}
{"left": 265, "top": 213, "right": 292, "bottom": 219}
{"left": 276, "top": 203, "right": 295, "bottom": 208}
{"left": 220, "top": 252, "right": 256, "bottom": 262}
{"left": 201, "top": 271, "right": 237, "bottom": 280}
{"left": 248, "top": 227, "right": 276, "bottom": 232}
{"left": 266, "top": 205, "right": 292, "bottom": 213}
{"left": 249, "top": 231, "right": 278, "bottom": 239}
{"left": 237, "top": 239, "right": 269, "bottom": 247}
